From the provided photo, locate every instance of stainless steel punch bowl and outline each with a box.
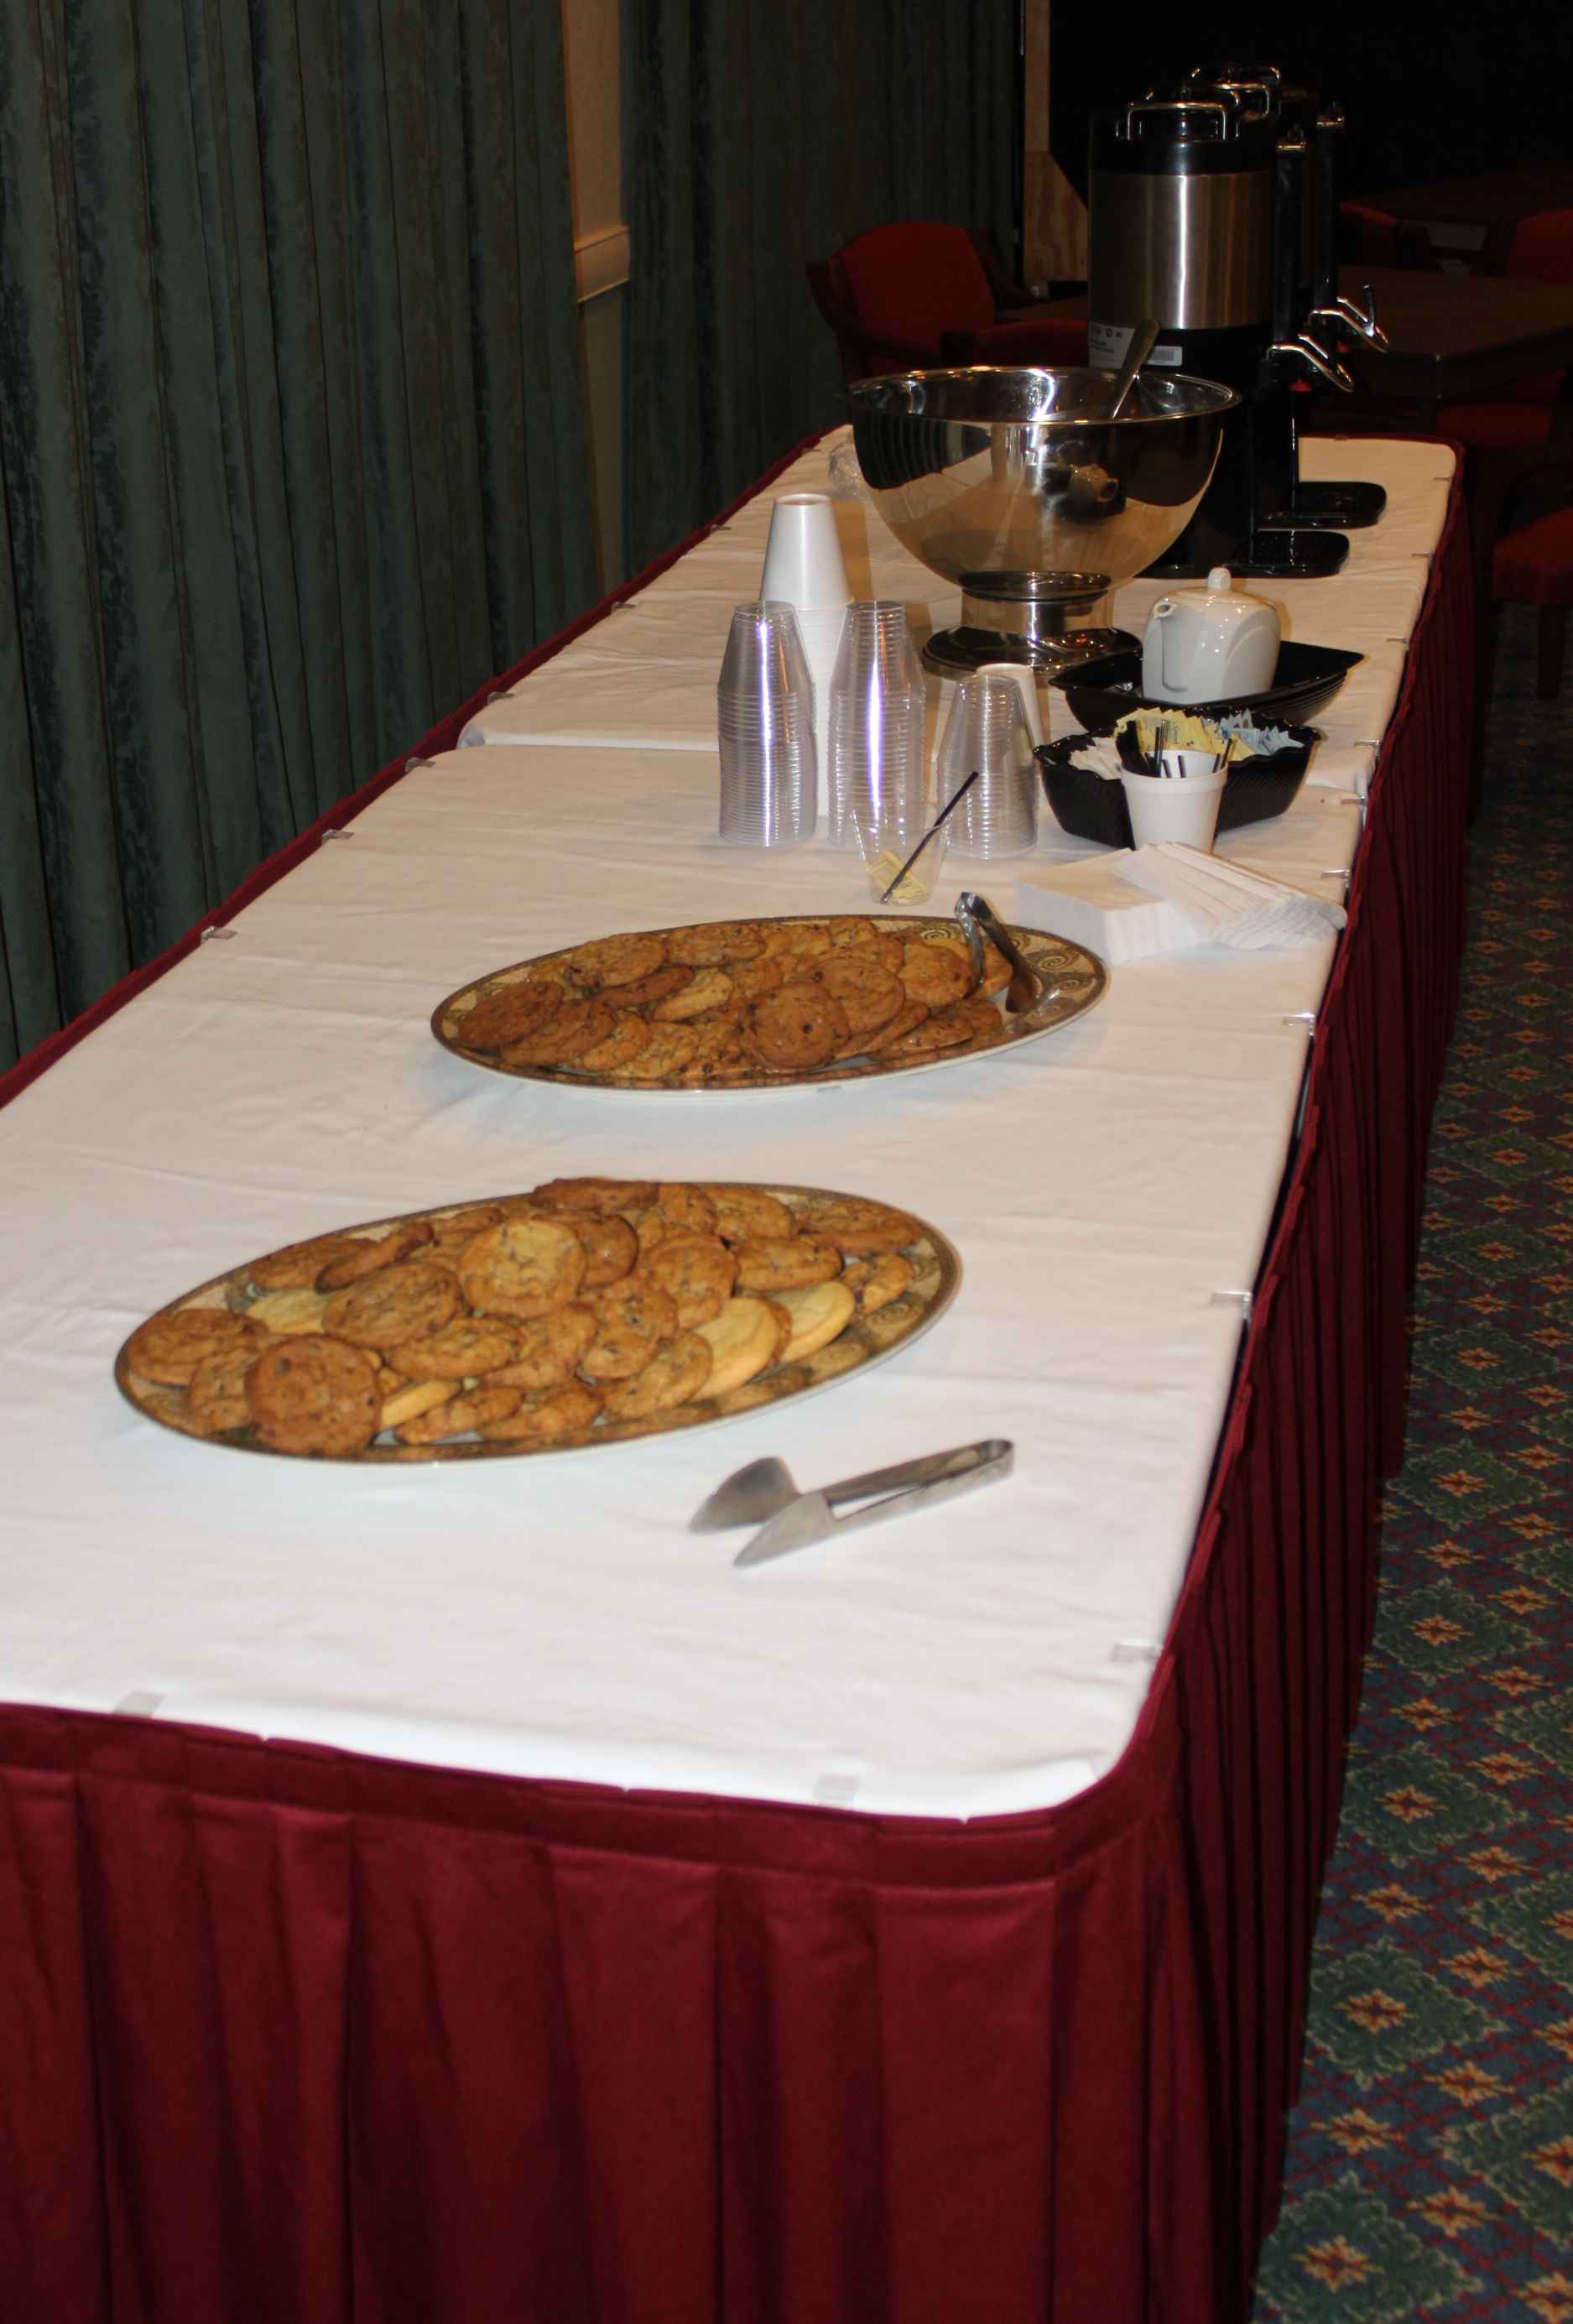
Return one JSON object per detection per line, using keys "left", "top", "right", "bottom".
{"left": 847, "top": 366, "right": 1237, "bottom": 675}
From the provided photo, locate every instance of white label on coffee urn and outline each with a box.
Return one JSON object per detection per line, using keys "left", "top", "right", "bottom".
{"left": 1088, "top": 320, "right": 1129, "bottom": 370}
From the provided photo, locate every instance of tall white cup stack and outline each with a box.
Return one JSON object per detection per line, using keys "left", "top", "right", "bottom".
{"left": 758, "top": 492, "right": 851, "bottom": 825}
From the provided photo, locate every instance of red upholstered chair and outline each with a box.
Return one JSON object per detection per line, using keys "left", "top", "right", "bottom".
{"left": 1337, "top": 201, "right": 1440, "bottom": 271}
{"left": 1339, "top": 201, "right": 1404, "bottom": 268}
{"left": 1492, "top": 505, "right": 1573, "bottom": 696}
{"left": 805, "top": 221, "right": 1041, "bottom": 382}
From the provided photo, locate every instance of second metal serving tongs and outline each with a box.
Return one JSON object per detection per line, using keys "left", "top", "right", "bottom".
{"left": 690, "top": 1438, "right": 1013, "bottom": 1567}
{"left": 954, "top": 891, "right": 1044, "bottom": 1015}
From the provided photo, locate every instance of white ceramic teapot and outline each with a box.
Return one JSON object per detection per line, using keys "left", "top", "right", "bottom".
{"left": 1142, "top": 566, "right": 1281, "bottom": 704}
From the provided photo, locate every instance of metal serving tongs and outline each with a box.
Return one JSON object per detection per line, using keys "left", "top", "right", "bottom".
{"left": 954, "top": 890, "right": 1044, "bottom": 1015}
{"left": 691, "top": 1438, "right": 1013, "bottom": 1567}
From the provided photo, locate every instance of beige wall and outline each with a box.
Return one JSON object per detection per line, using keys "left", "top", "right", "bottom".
{"left": 560, "top": 0, "right": 628, "bottom": 589}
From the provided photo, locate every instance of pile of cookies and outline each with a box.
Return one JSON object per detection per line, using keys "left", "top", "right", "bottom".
{"left": 118, "top": 1180, "right": 943, "bottom": 1461}
{"left": 438, "top": 915, "right": 1016, "bottom": 1087}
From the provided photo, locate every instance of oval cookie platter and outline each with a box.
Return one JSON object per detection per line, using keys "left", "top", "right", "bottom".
{"left": 114, "top": 1180, "right": 961, "bottom": 1463}
{"left": 431, "top": 913, "right": 1107, "bottom": 1095}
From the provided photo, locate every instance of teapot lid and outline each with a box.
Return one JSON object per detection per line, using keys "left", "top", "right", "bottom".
{"left": 1154, "top": 565, "right": 1237, "bottom": 612}
{"left": 1149, "top": 564, "right": 1279, "bottom": 628}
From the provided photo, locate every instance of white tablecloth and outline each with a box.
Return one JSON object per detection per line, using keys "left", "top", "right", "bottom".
{"left": 0, "top": 440, "right": 1455, "bottom": 1819}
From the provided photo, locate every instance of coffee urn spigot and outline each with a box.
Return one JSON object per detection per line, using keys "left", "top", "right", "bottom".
{"left": 1268, "top": 334, "right": 1356, "bottom": 393}
{"left": 1314, "top": 284, "right": 1389, "bottom": 352}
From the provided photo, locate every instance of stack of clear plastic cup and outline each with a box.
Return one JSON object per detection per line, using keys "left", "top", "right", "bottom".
{"left": 935, "top": 669, "right": 1040, "bottom": 859}
{"left": 716, "top": 602, "right": 817, "bottom": 846}
{"left": 826, "top": 602, "right": 928, "bottom": 853}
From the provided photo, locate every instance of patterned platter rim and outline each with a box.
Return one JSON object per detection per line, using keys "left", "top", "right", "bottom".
{"left": 113, "top": 1182, "right": 962, "bottom": 1463}
{"left": 430, "top": 914, "right": 1108, "bottom": 1095}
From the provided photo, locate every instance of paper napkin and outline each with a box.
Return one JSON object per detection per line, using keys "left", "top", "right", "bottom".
{"left": 1116, "top": 844, "right": 1346, "bottom": 948}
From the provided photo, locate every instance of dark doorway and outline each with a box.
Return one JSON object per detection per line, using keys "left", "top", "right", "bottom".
{"left": 1050, "top": 7, "right": 1573, "bottom": 206}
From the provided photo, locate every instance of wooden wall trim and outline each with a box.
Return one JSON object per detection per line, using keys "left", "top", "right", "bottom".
{"left": 1023, "top": 0, "right": 1087, "bottom": 288}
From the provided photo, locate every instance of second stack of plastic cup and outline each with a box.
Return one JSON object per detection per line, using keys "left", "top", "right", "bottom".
{"left": 716, "top": 602, "right": 817, "bottom": 846}
{"left": 826, "top": 602, "right": 928, "bottom": 853}
{"left": 936, "top": 670, "right": 1040, "bottom": 859}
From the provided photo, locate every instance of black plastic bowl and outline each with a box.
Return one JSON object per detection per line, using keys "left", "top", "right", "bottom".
{"left": 1036, "top": 727, "right": 1319, "bottom": 848}
{"left": 1055, "top": 640, "right": 1362, "bottom": 734}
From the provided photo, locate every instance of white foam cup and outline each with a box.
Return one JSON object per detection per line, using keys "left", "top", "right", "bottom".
{"left": 759, "top": 493, "right": 851, "bottom": 612}
{"left": 1121, "top": 766, "right": 1227, "bottom": 851}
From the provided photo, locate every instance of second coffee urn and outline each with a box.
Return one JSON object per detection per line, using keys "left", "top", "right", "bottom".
{"left": 1088, "top": 63, "right": 1388, "bottom": 577}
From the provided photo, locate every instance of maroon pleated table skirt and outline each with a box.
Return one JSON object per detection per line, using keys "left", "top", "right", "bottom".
{"left": 0, "top": 451, "right": 1474, "bottom": 2324}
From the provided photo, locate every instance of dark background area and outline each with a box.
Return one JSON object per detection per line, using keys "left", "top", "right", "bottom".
{"left": 1051, "top": 3, "right": 1573, "bottom": 202}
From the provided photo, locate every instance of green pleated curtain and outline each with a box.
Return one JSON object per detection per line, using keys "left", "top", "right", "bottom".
{"left": 623, "top": 0, "right": 1019, "bottom": 571}
{"left": 0, "top": 0, "right": 596, "bottom": 1070}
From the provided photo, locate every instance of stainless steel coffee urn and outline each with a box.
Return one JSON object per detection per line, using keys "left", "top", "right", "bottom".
{"left": 1089, "top": 94, "right": 1277, "bottom": 386}
{"left": 1089, "top": 65, "right": 1387, "bottom": 577}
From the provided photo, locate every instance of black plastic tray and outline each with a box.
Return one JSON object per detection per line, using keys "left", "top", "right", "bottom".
{"left": 1055, "top": 640, "right": 1362, "bottom": 734}
{"left": 1036, "top": 729, "right": 1318, "bottom": 850}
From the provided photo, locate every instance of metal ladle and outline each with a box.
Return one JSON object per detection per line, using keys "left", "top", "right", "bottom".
{"left": 1105, "top": 318, "right": 1160, "bottom": 419}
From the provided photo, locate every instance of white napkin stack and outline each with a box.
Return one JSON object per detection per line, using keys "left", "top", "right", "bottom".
{"left": 1116, "top": 844, "right": 1346, "bottom": 948}
{"left": 1013, "top": 853, "right": 1198, "bottom": 962}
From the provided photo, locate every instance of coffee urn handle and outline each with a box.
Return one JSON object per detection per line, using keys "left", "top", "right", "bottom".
{"left": 1311, "top": 107, "right": 1343, "bottom": 307}
{"left": 1120, "top": 96, "right": 1232, "bottom": 139}
{"left": 1204, "top": 76, "right": 1275, "bottom": 122}
{"left": 1271, "top": 130, "right": 1305, "bottom": 347}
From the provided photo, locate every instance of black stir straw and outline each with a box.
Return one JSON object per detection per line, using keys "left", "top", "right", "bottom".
{"left": 879, "top": 769, "right": 982, "bottom": 903}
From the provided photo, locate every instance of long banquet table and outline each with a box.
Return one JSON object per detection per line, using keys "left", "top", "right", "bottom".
{"left": 0, "top": 431, "right": 1471, "bottom": 2323}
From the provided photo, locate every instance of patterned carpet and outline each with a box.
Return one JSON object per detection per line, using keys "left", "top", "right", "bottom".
{"left": 1251, "top": 605, "right": 1573, "bottom": 2322}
